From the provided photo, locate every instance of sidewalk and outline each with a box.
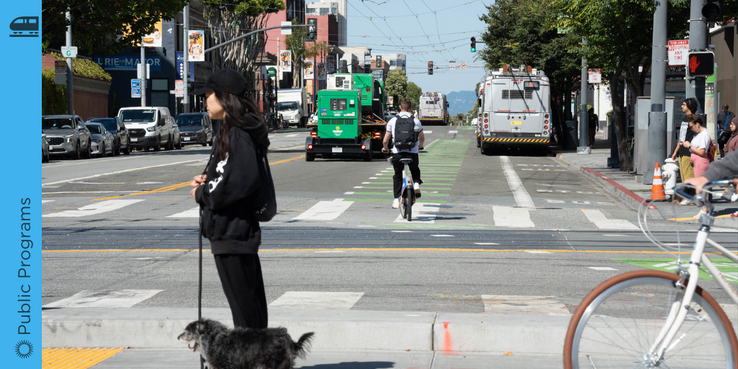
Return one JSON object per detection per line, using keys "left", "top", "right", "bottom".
{"left": 42, "top": 136, "right": 733, "bottom": 369}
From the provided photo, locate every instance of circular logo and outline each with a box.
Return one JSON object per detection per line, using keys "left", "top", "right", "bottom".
{"left": 15, "top": 340, "right": 33, "bottom": 359}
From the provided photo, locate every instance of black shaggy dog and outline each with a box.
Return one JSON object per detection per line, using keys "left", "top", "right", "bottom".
{"left": 178, "top": 318, "right": 314, "bottom": 369}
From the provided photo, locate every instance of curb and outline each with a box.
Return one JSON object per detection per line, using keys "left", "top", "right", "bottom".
{"left": 42, "top": 307, "right": 569, "bottom": 354}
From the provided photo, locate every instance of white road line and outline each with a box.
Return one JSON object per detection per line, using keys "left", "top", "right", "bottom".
{"left": 43, "top": 159, "right": 204, "bottom": 186}
{"left": 168, "top": 206, "right": 200, "bottom": 218}
{"left": 582, "top": 209, "right": 638, "bottom": 230}
{"left": 285, "top": 134, "right": 299, "bottom": 138}
{"left": 589, "top": 267, "right": 618, "bottom": 271}
{"left": 269, "top": 291, "right": 363, "bottom": 310}
{"left": 42, "top": 200, "right": 55, "bottom": 204}
{"left": 500, "top": 156, "right": 535, "bottom": 208}
{"left": 525, "top": 250, "right": 551, "bottom": 254}
{"left": 43, "top": 290, "right": 162, "bottom": 308}
{"left": 493, "top": 205, "right": 534, "bottom": 228}
{"left": 474, "top": 242, "right": 499, "bottom": 245}
{"left": 44, "top": 199, "right": 144, "bottom": 218}
{"left": 294, "top": 199, "right": 354, "bottom": 221}
{"left": 482, "top": 295, "right": 570, "bottom": 315}
{"left": 394, "top": 203, "right": 441, "bottom": 223}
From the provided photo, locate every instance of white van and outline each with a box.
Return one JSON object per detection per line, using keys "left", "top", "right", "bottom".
{"left": 118, "top": 107, "right": 175, "bottom": 151}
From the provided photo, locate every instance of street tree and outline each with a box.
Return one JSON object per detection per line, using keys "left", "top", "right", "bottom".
{"left": 385, "top": 69, "right": 408, "bottom": 100}
{"left": 43, "top": 0, "right": 190, "bottom": 54}
{"left": 406, "top": 82, "right": 423, "bottom": 109}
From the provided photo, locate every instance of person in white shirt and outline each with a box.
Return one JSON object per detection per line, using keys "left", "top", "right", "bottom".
{"left": 382, "top": 98, "right": 425, "bottom": 209}
{"left": 681, "top": 114, "right": 711, "bottom": 177}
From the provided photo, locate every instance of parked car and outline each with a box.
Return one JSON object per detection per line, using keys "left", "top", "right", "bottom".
{"left": 176, "top": 113, "right": 213, "bottom": 146}
{"left": 87, "top": 117, "right": 130, "bottom": 155}
{"left": 84, "top": 122, "right": 114, "bottom": 157}
{"left": 42, "top": 115, "right": 92, "bottom": 159}
{"left": 118, "top": 106, "right": 175, "bottom": 151}
{"left": 42, "top": 133, "right": 49, "bottom": 163}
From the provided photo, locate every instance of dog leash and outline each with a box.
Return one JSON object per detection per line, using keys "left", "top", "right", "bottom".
{"left": 198, "top": 206, "right": 205, "bottom": 369}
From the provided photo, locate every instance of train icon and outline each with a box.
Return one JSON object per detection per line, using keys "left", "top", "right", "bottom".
{"left": 10, "top": 16, "right": 39, "bottom": 37}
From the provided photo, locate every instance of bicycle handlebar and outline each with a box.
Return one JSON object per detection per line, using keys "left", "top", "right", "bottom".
{"left": 674, "top": 179, "right": 736, "bottom": 216}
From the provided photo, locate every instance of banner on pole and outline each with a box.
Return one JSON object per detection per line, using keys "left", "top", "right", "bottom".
{"left": 317, "top": 63, "right": 326, "bottom": 81}
{"left": 142, "top": 19, "right": 163, "bottom": 47}
{"left": 304, "top": 60, "right": 314, "bottom": 80}
{"left": 280, "top": 50, "right": 292, "bottom": 73}
{"left": 188, "top": 30, "right": 205, "bottom": 62}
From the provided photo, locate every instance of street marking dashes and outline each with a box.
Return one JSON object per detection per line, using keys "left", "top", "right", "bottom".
{"left": 269, "top": 291, "right": 363, "bottom": 310}
{"left": 44, "top": 199, "right": 144, "bottom": 218}
{"left": 482, "top": 295, "right": 570, "bottom": 315}
{"left": 43, "top": 290, "right": 162, "bottom": 308}
{"left": 294, "top": 198, "right": 354, "bottom": 221}
{"left": 582, "top": 209, "right": 638, "bottom": 230}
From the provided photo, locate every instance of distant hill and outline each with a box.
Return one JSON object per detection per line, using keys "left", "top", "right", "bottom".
{"left": 446, "top": 90, "right": 477, "bottom": 116}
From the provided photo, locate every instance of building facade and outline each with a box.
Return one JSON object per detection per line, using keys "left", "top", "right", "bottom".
{"left": 306, "top": 0, "right": 347, "bottom": 46}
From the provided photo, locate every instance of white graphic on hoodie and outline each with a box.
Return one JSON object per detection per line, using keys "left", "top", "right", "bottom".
{"left": 208, "top": 154, "right": 229, "bottom": 193}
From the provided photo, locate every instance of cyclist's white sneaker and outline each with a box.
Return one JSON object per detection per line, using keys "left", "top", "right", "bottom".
{"left": 413, "top": 182, "right": 420, "bottom": 194}
{"left": 392, "top": 198, "right": 400, "bottom": 209}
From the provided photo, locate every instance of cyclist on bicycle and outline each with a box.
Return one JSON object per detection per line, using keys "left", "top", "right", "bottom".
{"left": 382, "top": 98, "right": 425, "bottom": 209}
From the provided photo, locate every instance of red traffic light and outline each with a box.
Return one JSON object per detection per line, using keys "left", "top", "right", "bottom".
{"left": 687, "top": 52, "right": 715, "bottom": 77}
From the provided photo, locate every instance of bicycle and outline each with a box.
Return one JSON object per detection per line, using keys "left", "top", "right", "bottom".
{"left": 398, "top": 157, "right": 416, "bottom": 222}
{"left": 564, "top": 180, "right": 738, "bottom": 369}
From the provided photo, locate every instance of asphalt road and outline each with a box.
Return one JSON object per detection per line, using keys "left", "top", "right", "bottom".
{"left": 41, "top": 125, "right": 738, "bottom": 314}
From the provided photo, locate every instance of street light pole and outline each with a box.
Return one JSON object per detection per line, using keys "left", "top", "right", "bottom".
{"left": 686, "top": 0, "right": 707, "bottom": 116}
{"left": 183, "top": 4, "right": 190, "bottom": 113}
{"left": 65, "top": 11, "right": 74, "bottom": 115}
{"left": 578, "top": 38, "right": 590, "bottom": 154}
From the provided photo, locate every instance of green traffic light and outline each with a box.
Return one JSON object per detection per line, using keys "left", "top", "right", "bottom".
{"left": 471, "top": 47, "right": 476, "bottom": 52}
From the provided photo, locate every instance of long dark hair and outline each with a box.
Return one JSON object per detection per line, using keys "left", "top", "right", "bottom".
{"left": 213, "top": 91, "right": 262, "bottom": 161}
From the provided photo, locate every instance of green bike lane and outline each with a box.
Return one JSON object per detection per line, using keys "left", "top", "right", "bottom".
{"left": 342, "top": 139, "right": 469, "bottom": 206}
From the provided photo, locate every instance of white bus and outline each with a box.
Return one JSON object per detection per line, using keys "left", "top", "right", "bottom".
{"left": 418, "top": 92, "right": 449, "bottom": 126}
{"left": 477, "top": 65, "right": 551, "bottom": 154}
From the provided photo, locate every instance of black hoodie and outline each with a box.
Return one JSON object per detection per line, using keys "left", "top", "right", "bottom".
{"left": 195, "top": 113, "right": 270, "bottom": 254}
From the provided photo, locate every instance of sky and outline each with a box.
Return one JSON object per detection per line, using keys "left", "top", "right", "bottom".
{"left": 308, "top": 0, "right": 490, "bottom": 95}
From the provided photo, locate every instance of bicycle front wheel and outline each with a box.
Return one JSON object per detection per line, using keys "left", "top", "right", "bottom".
{"left": 564, "top": 270, "right": 738, "bottom": 369}
{"left": 404, "top": 187, "right": 413, "bottom": 221}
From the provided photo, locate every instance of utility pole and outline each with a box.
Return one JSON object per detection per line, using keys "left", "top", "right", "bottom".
{"left": 644, "top": 0, "right": 668, "bottom": 185}
{"left": 578, "top": 38, "right": 590, "bottom": 154}
{"left": 183, "top": 4, "right": 190, "bottom": 113}
{"left": 686, "top": 0, "right": 707, "bottom": 116}
{"left": 140, "top": 43, "right": 147, "bottom": 107}
{"left": 65, "top": 11, "right": 74, "bottom": 115}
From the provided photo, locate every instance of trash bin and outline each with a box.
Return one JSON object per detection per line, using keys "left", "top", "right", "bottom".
{"left": 563, "top": 120, "right": 578, "bottom": 150}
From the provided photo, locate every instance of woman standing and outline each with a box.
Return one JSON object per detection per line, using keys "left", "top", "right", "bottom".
{"left": 725, "top": 117, "right": 738, "bottom": 155}
{"left": 681, "top": 114, "right": 711, "bottom": 177}
{"left": 190, "top": 69, "right": 270, "bottom": 329}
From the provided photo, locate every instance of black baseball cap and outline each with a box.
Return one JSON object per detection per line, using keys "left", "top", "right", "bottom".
{"left": 192, "top": 69, "right": 247, "bottom": 96}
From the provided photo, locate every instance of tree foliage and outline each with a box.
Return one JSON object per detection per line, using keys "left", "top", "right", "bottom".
{"left": 43, "top": 0, "right": 190, "bottom": 55}
{"left": 406, "top": 82, "right": 423, "bottom": 109}
{"left": 385, "top": 69, "right": 408, "bottom": 99}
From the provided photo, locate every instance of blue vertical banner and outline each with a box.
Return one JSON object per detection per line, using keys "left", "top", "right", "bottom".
{"left": 3, "top": 2, "right": 41, "bottom": 368}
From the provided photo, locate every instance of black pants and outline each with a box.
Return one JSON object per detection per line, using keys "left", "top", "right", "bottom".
{"left": 214, "top": 253, "right": 268, "bottom": 329}
{"left": 391, "top": 152, "right": 421, "bottom": 198}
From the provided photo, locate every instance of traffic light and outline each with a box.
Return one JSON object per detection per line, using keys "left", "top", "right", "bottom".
{"left": 702, "top": 0, "right": 723, "bottom": 22}
{"left": 428, "top": 61, "right": 433, "bottom": 75}
{"left": 376, "top": 55, "right": 382, "bottom": 67}
{"left": 470, "top": 37, "right": 476, "bottom": 52}
{"left": 307, "top": 19, "right": 317, "bottom": 42}
{"left": 687, "top": 51, "right": 715, "bottom": 77}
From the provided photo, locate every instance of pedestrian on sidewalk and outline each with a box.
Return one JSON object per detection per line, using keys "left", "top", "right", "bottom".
{"left": 671, "top": 98, "right": 699, "bottom": 204}
{"left": 587, "top": 108, "right": 598, "bottom": 147}
{"left": 190, "top": 68, "right": 271, "bottom": 329}
{"left": 716, "top": 104, "right": 735, "bottom": 157}
{"left": 724, "top": 117, "right": 738, "bottom": 155}
{"left": 682, "top": 114, "right": 711, "bottom": 177}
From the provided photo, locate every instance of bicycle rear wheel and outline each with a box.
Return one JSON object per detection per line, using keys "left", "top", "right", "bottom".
{"left": 564, "top": 270, "right": 737, "bottom": 369}
{"left": 404, "top": 187, "right": 413, "bottom": 221}
{"left": 399, "top": 189, "right": 407, "bottom": 219}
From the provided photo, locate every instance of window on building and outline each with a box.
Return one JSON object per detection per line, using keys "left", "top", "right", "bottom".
{"left": 307, "top": 8, "right": 316, "bottom": 14}
{"left": 319, "top": 8, "right": 328, "bottom": 15}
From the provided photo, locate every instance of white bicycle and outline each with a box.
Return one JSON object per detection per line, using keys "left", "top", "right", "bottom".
{"left": 564, "top": 180, "right": 738, "bottom": 369}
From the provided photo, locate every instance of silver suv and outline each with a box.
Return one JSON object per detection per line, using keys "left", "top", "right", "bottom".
{"left": 42, "top": 115, "right": 92, "bottom": 159}
{"left": 118, "top": 107, "right": 175, "bottom": 151}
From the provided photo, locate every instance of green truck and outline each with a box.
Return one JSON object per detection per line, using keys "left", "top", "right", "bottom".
{"left": 305, "top": 73, "right": 387, "bottom": 161}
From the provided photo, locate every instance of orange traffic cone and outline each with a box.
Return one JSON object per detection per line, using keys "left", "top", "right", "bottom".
{"left": 651, "top": 162, "right": 666, "bottom": 201}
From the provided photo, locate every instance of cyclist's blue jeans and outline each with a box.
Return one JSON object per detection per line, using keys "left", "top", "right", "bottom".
{"left": 391, "top": 152, "right": 422, "bottom": 198}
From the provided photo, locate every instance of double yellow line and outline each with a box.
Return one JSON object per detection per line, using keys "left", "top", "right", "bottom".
{"left": 92, "top": 153, "right": 305, "bottom": 201}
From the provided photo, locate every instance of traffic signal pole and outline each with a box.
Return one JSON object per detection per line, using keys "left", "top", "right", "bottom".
{"left": 65, "top": 11, "right": 74, "bottom": 115}
{"left": 644, "top": 0, "right": 668, "bottom": 185}
{"left": 686, "top": 0, "right": 707, "bottom": 116}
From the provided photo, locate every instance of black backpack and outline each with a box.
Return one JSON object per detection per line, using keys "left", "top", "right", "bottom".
{"left": 393, "top": 115, "right": 418, "bottom": 150}
{"left": 253, "top": 146, "right": 277, "bottom": 222}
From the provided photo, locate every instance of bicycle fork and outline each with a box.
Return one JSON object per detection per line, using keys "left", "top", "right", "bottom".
{"left": 647, "top": 230, "right": 710, "bottom": 365}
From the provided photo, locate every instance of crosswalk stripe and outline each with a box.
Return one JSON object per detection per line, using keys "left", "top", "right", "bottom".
{"left": 581, "top": 209, "right": 638, "bottom": 230}
{"left": 168, "top": 206, "right": 200, "bottom": 218}
{"left": 43, "top": 289, "right": 162, "bottom": 308}
{"left": 269, "top": 291, "right": 363, "bottom": 310}
{"left": 44, "top": 199, "right": 144, "bottom": 218}
{"left": 294, "top": 198, "right": 354, "bottom": 221}
{"left": 482, "top": 295, "right": 570, "bottom": 315}
{"left": 500, "top": 156, "right": 535, "bottom": 208}
{"left": 493, "top": 205, "right": 534, "bottom": 228}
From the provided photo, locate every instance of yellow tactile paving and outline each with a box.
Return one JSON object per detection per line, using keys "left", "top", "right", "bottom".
{"left": 43, "top": 347, "right": 125, "bottom": 369}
